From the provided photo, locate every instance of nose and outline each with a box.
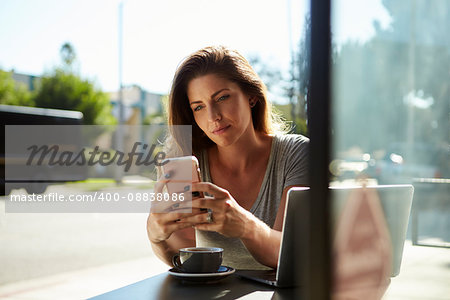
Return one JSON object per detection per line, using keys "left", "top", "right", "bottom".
{"left": 207, "top": 104, "right": 221, "bottom": 122}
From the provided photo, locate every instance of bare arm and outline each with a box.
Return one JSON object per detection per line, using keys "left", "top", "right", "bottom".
{"left": 147, "top": 223, "right": 195, "bottom": 266}
{"left": 239, "top": 185, "right": 299, "bottom": 268}
{"left": 146, "top": 179, "right": 200, "bottom": 266}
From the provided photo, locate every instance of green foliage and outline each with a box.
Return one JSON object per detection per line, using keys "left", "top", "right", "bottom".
{"left": 2, "top": 43, "right": 116, "bottom": 125}
{"left": 143, "top": 112, "right": 166, "bottom": 125}
{"left": 33, "top": 68, "right": 116, "bottom": 125}
{"left": 0, "top": 69, "right": 33, "bottom": 106}
{"left": 273, "top": 103, "right": 308, "bottom": 136}
{"left": 248, "top": 17, "right": 310, "bottom": 135}
{"left": 291, "top": 15, "right": 311, "bottom": 122}
{"left": 248, "top": 55, "right": 308, "bottom": 136}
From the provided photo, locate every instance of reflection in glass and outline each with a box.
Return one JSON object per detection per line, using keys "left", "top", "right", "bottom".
{"left": 330, "top": 0, "right": 449, "bottom": 298}
{"left": 331, "top": 0, "right": 449, "bottom": 185}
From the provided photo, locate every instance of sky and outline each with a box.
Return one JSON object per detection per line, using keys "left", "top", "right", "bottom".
{"left": 0, "top": 0, "right": 391, "bottom": 102}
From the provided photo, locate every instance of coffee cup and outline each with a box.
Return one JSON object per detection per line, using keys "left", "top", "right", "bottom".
{"left": 172, "top": 247, "right": 223, "bottom": 273}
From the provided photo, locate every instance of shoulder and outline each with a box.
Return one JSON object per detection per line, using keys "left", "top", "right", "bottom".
{"left": 273, "top": 134, "right": 309, "bottom": 185}
{"left": 274, "top": 133, "right": 309, "bottom": 152}
{"left": 271, "top": 134, "right": 309, "bottom": 171}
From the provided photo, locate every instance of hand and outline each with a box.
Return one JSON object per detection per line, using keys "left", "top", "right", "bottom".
{"left": 180, "top": 182, "right": 254, "bottom": 238}
{"left": 146, "top": 177, "right": 203, "bottom": 244}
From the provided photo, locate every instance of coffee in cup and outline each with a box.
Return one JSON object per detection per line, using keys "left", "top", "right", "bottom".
{"left": 172, "top": 247, "right": 223, "bottom": 273}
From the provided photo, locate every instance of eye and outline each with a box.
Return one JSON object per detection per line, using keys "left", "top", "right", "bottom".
{"left": 217, "top": 95, "right": 229, "bottom": 102}
{"left": 193, "top": 105, "right": 203, "bottom": 112}
{"left": 216, "top": 95, "right": 230, "bottom": 102}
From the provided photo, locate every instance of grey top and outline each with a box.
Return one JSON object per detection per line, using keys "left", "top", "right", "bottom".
{"left": 195, "top": 134, "right": 309, "bottom": 270}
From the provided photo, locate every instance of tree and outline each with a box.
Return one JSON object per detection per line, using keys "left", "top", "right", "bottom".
{"left": 60, "top": 42, "right": 76, "bottom": 69}
{"left": 291, "top": 15, "right": 311, "bottom": 123}
{"left": 34, "top": 69, "right": 116, "bottom": 125}
{"left": 33, "top": 43, "right": 116, "bottom": 125}
{"left": 0, "top": 69, "right": 33, "bottom": 106}
{"left": 248, "top": 48, "right": 309, "bottom": 136}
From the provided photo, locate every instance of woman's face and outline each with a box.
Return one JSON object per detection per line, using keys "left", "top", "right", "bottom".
{"left": 187, "top": 73, "right": 254, "bottom": 148}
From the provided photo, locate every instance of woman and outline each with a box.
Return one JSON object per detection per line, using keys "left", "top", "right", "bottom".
{"left": 147, "top": 45, "right": 309, "bottom": 270}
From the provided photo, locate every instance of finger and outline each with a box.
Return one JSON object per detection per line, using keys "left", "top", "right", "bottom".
{"left": 150, "top": 200, "right": 175, "bottom": 213}
{"left": 148, "top": 180, "right": 169, "bottom": 214}
{"left": 192, "top": 182, "right": 228, "bottom": 198}
{"left": 154, "top": 179, "right": 170, "bottom": 194}
{"left": 190, "top": 197, "right": 224, "bottom": 211}
{"left": 169, "top": 207, "right": 205, "bottom": 215}
{"left": 194, "top": 223, "right": 220, "bottom": 232}
{"left": 177, "top": 212, "right": 211, "bottom": 224}
{"left": 163, "top": 195, "right": 193, "bottom": 211}
{"left": 166, "top": 207, "right": 205, "bottom": 217}
{"left": 149, "top": 210, "right": 199, "bottom": 224}
{"left": 150, "top": 191, "right": 192, "bottom": 213}
{"left": 165, "top": 220, "right": 198, "bottom": 233}
{"left": 149, "top": 212, "right": 179, "bottom": 225}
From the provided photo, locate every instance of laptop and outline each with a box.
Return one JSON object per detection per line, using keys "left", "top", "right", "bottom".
{"left": 236, "top": 185, "right": 414, "bottom": 287}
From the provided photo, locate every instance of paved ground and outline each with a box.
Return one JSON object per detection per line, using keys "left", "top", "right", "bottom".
{"left": 383, "top": 241, "right": 450, "bottom": 300}
{"left": 0, "top": 202, "right": 152, "bottom": 284}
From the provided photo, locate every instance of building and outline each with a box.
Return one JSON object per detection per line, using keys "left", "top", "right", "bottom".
{"left": 108, "top": 84, "right": 164, "bottom": 125}
{"left": 11, "top": 71, "right": 40, "bottom": 91}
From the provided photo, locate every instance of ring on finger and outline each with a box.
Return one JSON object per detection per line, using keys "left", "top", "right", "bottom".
{"left": 206, "top": 209, "right": 213, "bottom": 224}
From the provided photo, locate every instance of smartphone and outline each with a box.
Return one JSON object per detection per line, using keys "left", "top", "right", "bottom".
{"left": 159, "top": 155, "right": 204, "bottom": 201}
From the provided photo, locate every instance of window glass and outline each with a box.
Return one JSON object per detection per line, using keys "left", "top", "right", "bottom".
{"left": 331, "top": 0, "right": 449, "bottom": 298}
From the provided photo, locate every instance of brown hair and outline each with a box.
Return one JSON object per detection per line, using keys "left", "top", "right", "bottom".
{"left": 167, "top": 45, "right": 281, "bottom": 155}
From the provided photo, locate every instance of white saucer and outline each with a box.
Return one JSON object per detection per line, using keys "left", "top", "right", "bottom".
{"left": 168, "top": 266, "right": 235, "bottom": 283}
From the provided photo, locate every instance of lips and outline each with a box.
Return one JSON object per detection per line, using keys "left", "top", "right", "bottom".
{"left": 212, "top": 125, "right": 230, "bottom": 135}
